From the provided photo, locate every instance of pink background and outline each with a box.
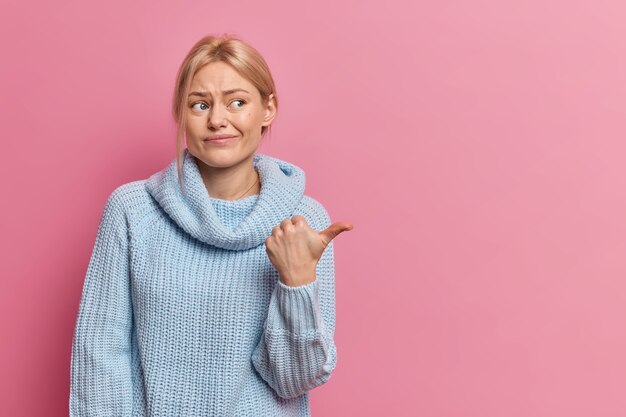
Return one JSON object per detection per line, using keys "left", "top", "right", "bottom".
{"left": 2, "top": 0, "right": 626, "bottom": 416}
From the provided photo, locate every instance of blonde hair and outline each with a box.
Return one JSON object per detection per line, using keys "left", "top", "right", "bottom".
{"left": 171, "top": 34, "right": 279, "bottom": 194}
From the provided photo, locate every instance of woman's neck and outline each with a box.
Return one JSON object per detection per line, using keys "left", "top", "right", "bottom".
{"left": 194, "top": 156, "right": 260, "bottom": 201}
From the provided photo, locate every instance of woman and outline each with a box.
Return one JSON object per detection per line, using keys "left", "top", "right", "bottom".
{"left": 69, "top": 34, "right": 353, "bottom": 416}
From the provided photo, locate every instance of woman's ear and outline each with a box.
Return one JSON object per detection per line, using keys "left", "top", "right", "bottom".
{"left": 262, "top": 93, "right": 277, "bottom": 127}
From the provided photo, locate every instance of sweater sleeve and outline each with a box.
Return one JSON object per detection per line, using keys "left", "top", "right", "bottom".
{"left": 251, "top": 205, "right": 338, "bottom": 399}
{"left": 69, "top": 189, "right": 134, "bottom": 416}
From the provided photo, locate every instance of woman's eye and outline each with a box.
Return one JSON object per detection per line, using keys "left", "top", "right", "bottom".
{"left": 231, "top": 99, "right": 246, "bottom": 109}
{"left": 191, "top": 102, "right": 209, "bottom": 111}
{"left": 191, "top": 100, "right": 244, "bottom": 111}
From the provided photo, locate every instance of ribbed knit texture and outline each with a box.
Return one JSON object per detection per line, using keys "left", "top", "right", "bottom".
{"left": 69, "top": 148, "right": 337, "bottom": 417}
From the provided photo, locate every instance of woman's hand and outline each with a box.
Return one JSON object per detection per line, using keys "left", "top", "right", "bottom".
{"left": 265, "top": 215, "right": 353, "bottom": 287}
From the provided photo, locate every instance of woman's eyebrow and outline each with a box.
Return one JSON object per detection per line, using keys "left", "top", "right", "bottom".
{"left": 188, "top": 88, "right": 250, "bottom": 97}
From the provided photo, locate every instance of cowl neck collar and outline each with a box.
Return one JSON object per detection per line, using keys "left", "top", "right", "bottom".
{"left": 145, "top": 148, "right": 306, "bottom": 251}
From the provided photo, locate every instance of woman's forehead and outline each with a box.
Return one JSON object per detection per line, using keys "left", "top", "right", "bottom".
{"left": 192, "top": 63, "right": 251, "bottom": 87}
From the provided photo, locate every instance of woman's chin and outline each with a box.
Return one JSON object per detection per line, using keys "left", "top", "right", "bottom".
{"left": 192, "top": 149, "right": 254, "bottom": 170}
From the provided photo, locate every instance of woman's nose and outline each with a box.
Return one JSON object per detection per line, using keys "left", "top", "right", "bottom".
{"left": 207, "top": 105, "right": 228, "bottom": 129}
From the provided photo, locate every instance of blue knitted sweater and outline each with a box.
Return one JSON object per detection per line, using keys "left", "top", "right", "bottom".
{"left": 69, "top": 148, "right": 337, "bottom": 416}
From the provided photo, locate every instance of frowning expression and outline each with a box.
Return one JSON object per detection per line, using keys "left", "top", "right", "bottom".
{"left": 185, "top": 61, "right": 276, "bottom": 169}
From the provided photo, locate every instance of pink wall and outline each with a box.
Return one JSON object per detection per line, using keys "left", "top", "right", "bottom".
{"left": 2, "top": 0, "right": 626, "bottom": 416}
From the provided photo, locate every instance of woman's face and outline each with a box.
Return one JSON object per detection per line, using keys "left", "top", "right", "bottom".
{"left": 185, "top": 61, "right": 276, "bottom": 169}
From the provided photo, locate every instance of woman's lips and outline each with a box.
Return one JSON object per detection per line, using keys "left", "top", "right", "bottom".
{"left": 203, "top": 135, "right": 238, "bottom": 145}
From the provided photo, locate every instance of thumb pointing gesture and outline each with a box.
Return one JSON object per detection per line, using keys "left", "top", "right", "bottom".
{"left": 265, "top": 215, "right": 354, "bottom": 287}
